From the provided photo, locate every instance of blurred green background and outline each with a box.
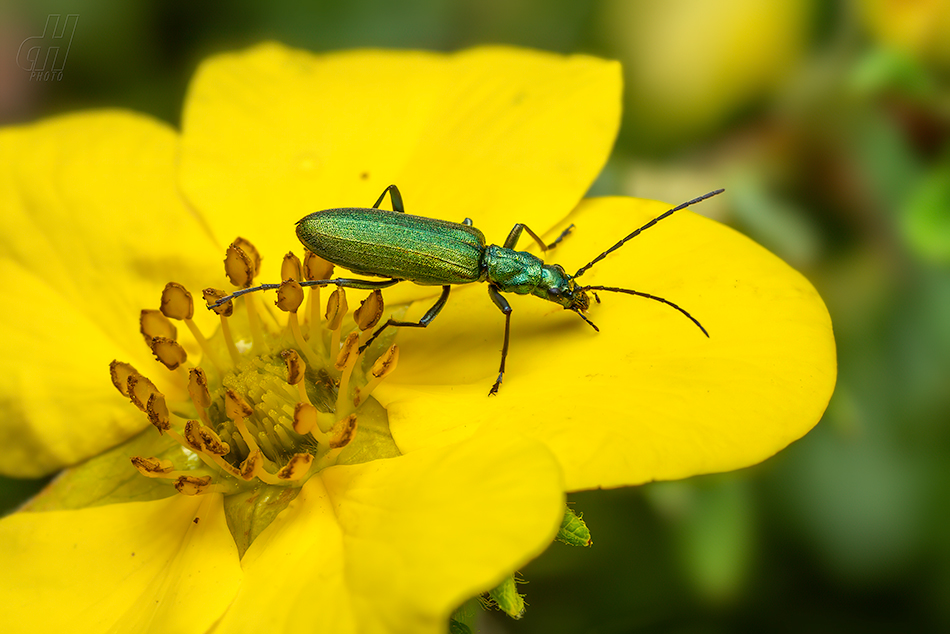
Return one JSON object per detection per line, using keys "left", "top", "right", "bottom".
{"left": 3, "top": 1, "right": 949, "bottom": 632}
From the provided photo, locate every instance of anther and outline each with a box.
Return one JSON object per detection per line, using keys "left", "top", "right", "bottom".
{"left": 197, "top": 426, "right": 230, "bottom": 456}
{"left": 202, "top": 288, "right": 233, "bottom": 317}
{"left": 174, "top": 475, "right": 213, "bottom": 496}
{"left": 354, "top": 289, "right": 384, "bottom": 335}
{"left": 146, "top": 393, "right": 171, "bottom": 433}
{"left": 160, "top": 283, "right": 194, "bottom": 320}
{"left": 130, "top": 456, "right": 174, "bottom": 477}
{"left": 225, "top": 243, "right": 255, "bottom": 289}
{"left": 281, "top": 252, "right": 303, "bottom": 282}
{"left": 109, "top": 360, "right": 139, "bottom": 397}
{"left": 149, "top": 336, "right": 188, "bottom": 371}
{"left": 202, "top": 288, "right": 240, "bottom": 364}
{"left": 239, "top": 451, "right": 263, "bottom": 481}
{"left": 277, "top": 280, "right": 320, "bottom": 367}
{"left": 281, "top": 349, "right": 305, "bottom": 385}
{"left": 370, "top": 344, "right": 399, "bottom": 379}
{"left": 233, "top": 237, "right": 262, "bottom": 278}
{"left": 281, "top": 349, "right": 315, "bottom": 407}
{"left": 328, "top": 414, "right": 358, "bottom": 449}
{"left": 314, "top": 413, "right": 358, "bottom": 470}
{"left": 183, "top": 420, "right": 231, "bottom": 456}
{"left": 225, "top": 388, "right": 254, "bottom": 420}
{"left": 225, "top": 388, "right": 261, "bottom": 455}
{"left": 127, "top": 373, "right": 160, "bottom": 412}
{"left": 335, "top": 332, "right": 360, "bottom": 372}
{"left": 325, "top": 286, "right": 348, "bottom": 330}
{"left": 188, "top": 368, "right": 212, "bottom": 425}
{"left": 293, "top": 402, "right": 319, "bottom": 435}
{"left": 182, "top": 420, "right": 205, "bottom": 452}
{"left": 356, "top": 344, "right": 399, "bottom": 406}
{"left": 304, "top": 250, "right": 334, "bottom": 281}
{"left": 162, "top": 282, "right": 224, "bottom": 372}
{"left": 276, "top": 279, "right": 304, "bottom": 313}
{"left": 277, "top": 454, "right": 314, "bottom": 481}
{"left": 334, "top": 333, "right": 361, "bottom": 417}
{"left": 325, "top": 286, "right": 348, "bottom": 359}
{"left": 303, "top": 249, "right": 333, "bottom": 329}
{"left": 140, "top": 309, "right": 177, "bottom": 342}
{"left": 224, "top": 241, "right": 265, "bottom": 350}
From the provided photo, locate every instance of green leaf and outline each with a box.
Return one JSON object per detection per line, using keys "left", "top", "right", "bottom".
{"left": 902, "top": 164, "right": 950, "bottom": 262}
{"left": 23, "top": 429, "right": 182, "bottom": 512}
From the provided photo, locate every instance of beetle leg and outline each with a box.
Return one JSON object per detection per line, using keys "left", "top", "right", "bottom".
{"left": 503, "top": 223, "right": 574, "bottom": 252}
{"left": 372, "top": 184, "right": 405, "bottom": 212}
{"left": 487, "top": 284, "right": 512, "bottom": 396}
{"left": 358, "top": 285, "right": 451, "bottom": 352}
{"left": 300, "top": 277, "right": 400, "bottom": 291}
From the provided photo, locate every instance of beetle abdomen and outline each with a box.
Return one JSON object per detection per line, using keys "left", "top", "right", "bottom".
{"left": 296, "top": 208, "right": 486, "bottom": 285}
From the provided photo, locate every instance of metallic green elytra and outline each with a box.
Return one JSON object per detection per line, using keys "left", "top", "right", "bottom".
{"left": 296, "top": 208, "right": 486, "bottom": 285}
{"left": 211, "top": 185, "right": 723, "bottom": 395}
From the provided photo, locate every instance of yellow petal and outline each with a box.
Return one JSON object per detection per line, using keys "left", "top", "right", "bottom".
{"left": 378, "top": 196, "right": 836, "bottom": 491}
{"left": 179, "top": 43, "right": 621, "bottom": 295}
{"left": 215, "top": 433, "right": 563, "bottom": 634}
{"left": 0, "top": 112, "right": 221, "bottom": 476}
{"left": 0, "top": 494, "right": 241, "bottom": 634}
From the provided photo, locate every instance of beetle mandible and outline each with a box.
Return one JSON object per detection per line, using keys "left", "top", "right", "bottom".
{"left": 210, "top": 185, "right": 724, "bottom": 395}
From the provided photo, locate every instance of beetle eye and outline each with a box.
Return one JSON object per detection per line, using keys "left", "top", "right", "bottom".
{"left": 549, "top": 288, "right": 561, "bottom": 296}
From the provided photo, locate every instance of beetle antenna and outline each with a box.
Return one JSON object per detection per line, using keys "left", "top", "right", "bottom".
{"left": 208, "top": 279, "right": 339, "bottom": 309}
{"left": 580, "top": 285, "right": 709, "bottom": 337}
{"left": 208, "top": 283, "right": 282, "bottom": 308}
{"left": 573, "top": 189, "right": 724, "bottom": 279}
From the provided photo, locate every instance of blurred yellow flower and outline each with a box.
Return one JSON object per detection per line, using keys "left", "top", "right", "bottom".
{"left": 602, "top": 0, "right": 814, "bottom": 149}
{"left": 0, "top": 43, "right": 835, "bottom": 633}
{"left": 859, "top": 0, "right": 950, "bottom": 68}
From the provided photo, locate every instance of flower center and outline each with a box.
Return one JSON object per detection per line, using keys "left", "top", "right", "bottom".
{"left": 111, "top": 238, "right": 402, "bottom": 496}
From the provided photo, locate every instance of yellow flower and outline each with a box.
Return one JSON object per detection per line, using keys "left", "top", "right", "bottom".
{"left": 0, "top": 43, "right": 835, "bottom": 633}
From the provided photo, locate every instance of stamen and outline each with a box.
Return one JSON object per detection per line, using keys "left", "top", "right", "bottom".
{"left": 203, "top": 288, "right": 240, "bottom": 365}
{"left": 328, "top": 414, "right": 358, "bottom": 449}
{"left": 325, "top": 286, "right": 348, "bottom": 355}
{"left": 355, "top": 344, "right": 399, "bottom": 406}
{"left": 276, "top": 279, "right": 320, "bottom": 367}
{"left": 281, "top": 349, "right": 318, "bottom": 415}
{"left": 127, "top": 374, "right": 160, "bottom": 412}
{"left": 225, "top": 388, "right": 261, "bottom": 455}
{"left": 314, "top": 414, "right": 358, "bottom": 470}
{"left": 188, "top": 367, "right": 212, "bottom": 426}
{"left": 225, "top": 241, "right": 264, "bottom": 351}
{"left": 174, "top": 475, "right": 214, "bottom": 496}
{"left": 120, "top": 234, "right": 406, "bottom": 498}
{"left": 303, "top": 250, "right": 333, "bottom": 331}
{"left": 224, "top": 243, "right": 255, "bottom": 289}
{"left": 292, "top": 402, "right": 320, "bottom": 435}
{"left": 277, "top": 454, "right": 313, "bottom": 481}
{"left": 145, "top": 393, "right": 171, "bottom": 433}
{"left": 354, "top": 290, "right": 384, "bottom": 347}
{"left": 233, "top": 237, "right": 262, "bottom": 278}
{"left": 109, "top": 360, "right": 138, "bottom": 397}
{"left": 148, "top": 336, "right": 188, "bottom": 371}
{"left": 130, "top": 456, "right": 174, "bottom": 477}
{"left": 162, "top": 282, "right": 224, "bottom": 372}
{"left": 239, "top": 451, "right": 262, "bottom": 480}
{"left": 334, "top": 333, "right": 361, "bottom": 418}
{"left": 281, "top": 252, "right": 303, "bottom": 282}
{"left": 140, "top": 309, "right": 177, "bottom": 342}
